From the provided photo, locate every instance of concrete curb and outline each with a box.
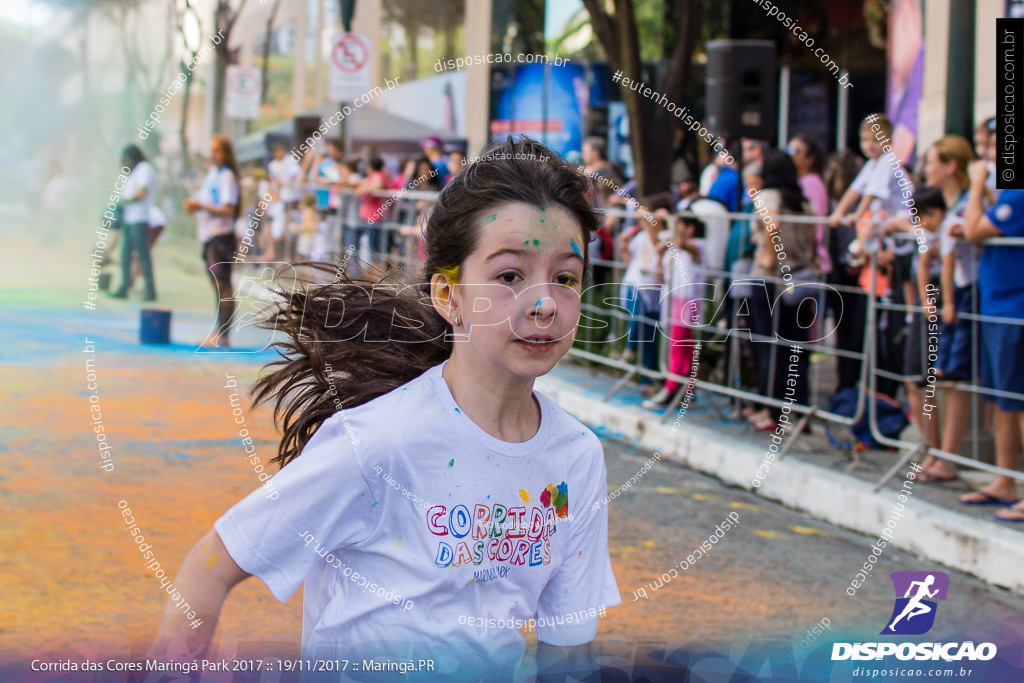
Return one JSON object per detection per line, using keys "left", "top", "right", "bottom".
{"left": 536, "top": 374, "right": 1024, "bottom": 594}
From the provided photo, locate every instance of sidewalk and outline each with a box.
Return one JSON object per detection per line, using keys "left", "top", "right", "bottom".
{"left": 537, "top": 359, "right": 1024, "bottom": 594}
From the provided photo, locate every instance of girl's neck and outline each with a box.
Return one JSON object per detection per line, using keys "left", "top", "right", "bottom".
{"left": 940, "top": 178, "right": 965, "bottom": 205}
{"left": 441, "top": 353, "right": 540, "bottom": 444}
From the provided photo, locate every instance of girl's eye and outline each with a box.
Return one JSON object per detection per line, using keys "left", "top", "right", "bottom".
{"left": 557, "top": 274, "right": 580, "bottom": 287}
{"left": 498, "top": 272, "right": 520, "bottom": 284}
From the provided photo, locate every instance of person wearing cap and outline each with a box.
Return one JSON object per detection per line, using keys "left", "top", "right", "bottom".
{"left": 420, "top": 136, "right": 450, "bottom": 186}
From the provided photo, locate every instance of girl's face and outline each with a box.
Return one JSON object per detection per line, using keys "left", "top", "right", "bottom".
{"left": 787, "top": 138, "right": 809, "bottom": 173}
{"left": 923, "top": 146, "right": 956, "bottom": 187}
{"left": 436, "top": 202, "right": 585, "bottom": 381}
{"left": 210, "top": 141, "right": 226, "bottom": 168}
{"left": 651, "top": 208, "right": 672, "bottom": 234}
{"left": 673, "top": 218, "right": 687, "bottom": 244}
{"left": 417, "top": 161, "right": 433, "bottom": 179}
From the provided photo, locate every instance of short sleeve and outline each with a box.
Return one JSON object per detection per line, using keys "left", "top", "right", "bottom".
{"left": 140, "top": 163, "right": 156, "bottom": 191}
{"left": 863, "top": 161, "right": 892, "bottom": 200}
{"left": 213, "top": 417, "right": 379, "bottom": 603}
{"left": 986, "top": 191, "right": 1024, "bottom": 237}
{"left": 849, "top": 161, "right": 873, "bottom": 195}
{"left": 122, "top": 170, "right": 140, "bottom": 199}
{"left": 218, "top": 169, "right": 239, "bottom": 207}
{"left": 535, "top": 432, "right": 621, "bottom": 646}
{"left": 761, "top": 189, "right": 783, "bottom": 216}
{"left": 939, "top": 218, "right": 958, "bottom": 257}
{"left": 628, "top": 231, "right": 644, "bottom": 258}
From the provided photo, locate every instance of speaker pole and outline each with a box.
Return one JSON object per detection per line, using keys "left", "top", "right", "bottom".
{"left": 837, "top": 70, "right": 850, "bottom": 152}
{"left": 777, "top": 65, "right": 790, "bottom": 148}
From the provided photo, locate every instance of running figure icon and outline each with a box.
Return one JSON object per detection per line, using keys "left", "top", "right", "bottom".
{"left": 888, "top": 574, "right": 939, "bottom": 631}
{"left": 881, "top": 570, "right": 948, "bottom": 635}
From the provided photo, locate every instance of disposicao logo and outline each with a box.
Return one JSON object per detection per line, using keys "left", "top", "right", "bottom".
{"left": 832, "top": 571, "right": 997, "bottom": 662}
{"left": 881, "top": 571, "right": 948, "bottom": 635}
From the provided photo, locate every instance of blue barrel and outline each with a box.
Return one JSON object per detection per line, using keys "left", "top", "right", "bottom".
{"left": 140, "top": 309, "right": 172, "bottom": 344}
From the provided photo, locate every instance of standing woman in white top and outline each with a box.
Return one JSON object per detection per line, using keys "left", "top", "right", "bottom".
{"left": 185, "top": 134, "right": 240, "bottom": 348}
{"left": 111, "top": 145, "right": 157, "bottom": 300}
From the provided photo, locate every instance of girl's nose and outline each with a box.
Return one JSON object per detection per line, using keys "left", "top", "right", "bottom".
{"left": 528, "top": 290, "right": 557, "bottom": 324}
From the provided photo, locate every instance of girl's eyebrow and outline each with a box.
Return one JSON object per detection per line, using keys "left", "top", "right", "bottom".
{"left": 485, "top": 248, "right": 582, "bottom": 263}
{"left": 558, "top": 250, "right": 584, "bottom": 263}
{"left": 484, "top": 248, "right": 529, "bottom": 262}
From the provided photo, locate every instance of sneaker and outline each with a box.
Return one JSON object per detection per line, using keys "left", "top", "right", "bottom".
{"left": 642, "top": 387, "right": 675, "bottom": 410}
{"left": 108, "top": 289, "right": 128, "bottom": 299}
{"left": 620, "top": 348, "right": 636, "bottom": 364}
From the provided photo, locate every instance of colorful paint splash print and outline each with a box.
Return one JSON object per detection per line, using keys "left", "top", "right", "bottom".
{"left": 541, "top": 482, "right": 569, "bottom": 519}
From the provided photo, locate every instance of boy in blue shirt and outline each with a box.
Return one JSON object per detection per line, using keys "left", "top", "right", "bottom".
{"left": 958, "top": 160, "right": 1024, "bottom": 518}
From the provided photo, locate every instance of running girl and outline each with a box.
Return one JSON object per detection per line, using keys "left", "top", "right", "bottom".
{"left": 151, "top": 137, "right": 621, "bottom": 679}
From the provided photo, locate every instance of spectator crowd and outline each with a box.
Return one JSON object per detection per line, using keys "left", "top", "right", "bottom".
{"left": 82, "top": 118, "right": 1023, "bottom": 519}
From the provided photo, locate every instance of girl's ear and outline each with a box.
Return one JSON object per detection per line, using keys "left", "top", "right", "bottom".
{"left": 429, "top": 273, "right": 457, "bottom": 324}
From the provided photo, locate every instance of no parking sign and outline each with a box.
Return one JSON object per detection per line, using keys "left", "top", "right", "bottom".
{"left": 329, "top": 33, "right": 372, "bottom": 101}
{"left": 225, "top": 65, "right": 261, "bottom": 119}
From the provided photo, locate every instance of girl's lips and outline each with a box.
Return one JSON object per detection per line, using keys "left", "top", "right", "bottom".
{"left": 513, "top": 338, "right": 557, "bottom": 353}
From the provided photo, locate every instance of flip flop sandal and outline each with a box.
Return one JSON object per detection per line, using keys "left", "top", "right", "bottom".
{"left": 918, "top": 470, "right": 957, "bottom": 483}
{"left": 959, "top": 491, "right": 1018, "bottom": 506}
{"left": 994, "top": 510, "right": 1024, "bottom": 523}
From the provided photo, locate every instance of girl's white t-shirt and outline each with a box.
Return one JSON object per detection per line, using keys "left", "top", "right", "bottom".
{"left": 661, "top": 238, "right": 706, "bottom": 324}
{"left": 214, "top": 359, "right": 621, "bottom": 677}
{"left": 623, "top": 229, "right": 663, "bottom": 310}
{"left": 195, "top": 166, "right": 238, "bottom": 243}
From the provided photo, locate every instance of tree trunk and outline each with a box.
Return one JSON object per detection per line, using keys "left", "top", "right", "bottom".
{"left": 180, "top": 54, "right": 195, "bottom": 171}
{"left": 581, "top": 0, "right": 704, "bottom": 198}
{"left": 213, "top": 41, "right": 229, "bottom": 134}
{"left": 212, "top": 0, "right": 249, "bottom": 134}
{"left": 403, "top": 19, "right": 419, "bottom": 82}
{"left": 646, "top": 0, "right": 702, "bottom": 194}
{"left": 261, "top": 0, "right": 283, "bottom": 106}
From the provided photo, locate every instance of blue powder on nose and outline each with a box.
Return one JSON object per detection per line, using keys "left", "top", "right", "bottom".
{"left": 535, "top": 300, "right": 542, "bottom": 307}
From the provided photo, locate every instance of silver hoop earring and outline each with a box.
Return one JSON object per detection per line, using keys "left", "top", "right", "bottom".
{"left": 454, "top": 314, "right": 461, "bottom": 327}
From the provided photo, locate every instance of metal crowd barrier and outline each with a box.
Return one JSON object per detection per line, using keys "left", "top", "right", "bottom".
{"left": 283, "top": 185, "right": 1024, "bottom": 489}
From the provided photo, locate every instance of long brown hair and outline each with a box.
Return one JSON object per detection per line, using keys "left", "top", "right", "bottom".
{"left": 212, "top": 133, "right": 241, "bottom": 220}
{"left": 253, "top": 136, "right": 600, "bottom": 467}
{"left": 930, "top": 135, "right": 973, "bottom": 190}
